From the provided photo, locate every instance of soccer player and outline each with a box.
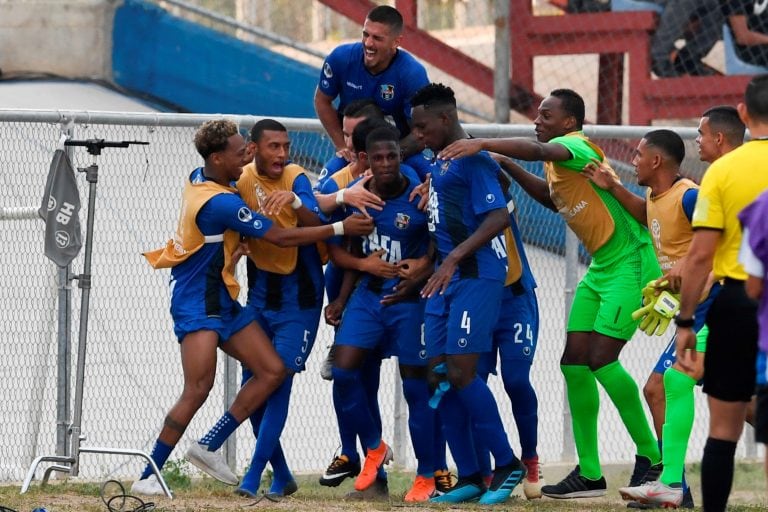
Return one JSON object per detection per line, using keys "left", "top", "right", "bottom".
{"left": 314, "top": 5, "right": 428, "bottom": 163}
{"left": 132, "top": 120, "right": 372, "bottom": 495}
{"left": 326, "top": 124, "right": 436, "bottom": 501}
{"left": 675, "top": 74, "right": 768, "bottom": 512}
{"left": 231, "top": 119, "right": 326, "bottom": 498}
{"left": 411, "top": 83, "right": 526, "bottom": 505}
{"left": 438, "top": 89, "right": 662, "bottom": 499}
{"left": 583, "top": 130, "right": 720, "bottom": 508}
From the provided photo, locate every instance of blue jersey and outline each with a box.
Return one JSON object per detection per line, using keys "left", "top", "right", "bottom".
{"left": 501, "top": 193, "right": 537, "bottom": 292}
{"left": 170, "top": 169, "right": 273, "bottom": 320}
{"left": 403, "top": 148, "right": 435, "bottom": 182}
{"left": 333, "top": 171, "right": 428, "bottom": 294}
{"left": 246, "top": 174, "right": 325, "bottom": 312}
{"left": 314, "top": 155, "right": 348, "bottom": 193}
{"left": 427, "top": 152, "right": 509, "bottom": 283}
{"left": 318, "top": 42, "right": 429, "bottom": 137}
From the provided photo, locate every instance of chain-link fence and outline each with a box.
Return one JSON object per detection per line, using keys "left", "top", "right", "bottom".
{"left": 0, "top": 109, "right": 758, "bottom": 485}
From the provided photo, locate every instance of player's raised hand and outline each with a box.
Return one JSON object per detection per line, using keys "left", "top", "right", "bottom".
{"left": 262, "top": 190, "right": 295, "bottom": 215}
{"left": 437, "top": 138, "right": 483, "bottom": 160}
{"left": 409, "top": 173, "right": 431, "bottom": 211}
{"left": 583, "top": 158, "right": 619, "bottom": 191}
{"left": 340, "top": 213, "right": 374, "bottom": 236}
{"left": 335, "top": 146, "right": 354, "bottom": 163}
{"left": 360, "top": 249, "right": 398, "bottom": 278}
{"left": 343, "top": 175, "right": 384, "bottom": 217}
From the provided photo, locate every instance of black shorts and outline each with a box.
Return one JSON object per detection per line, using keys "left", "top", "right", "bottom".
{"left": 702, "top": 279, "right": 758, "bottom": 402}
{"left": 756, "top": 385, "right": 768, "bottom": 444}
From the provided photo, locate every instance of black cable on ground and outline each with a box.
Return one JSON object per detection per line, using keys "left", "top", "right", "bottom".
{"left": 99, "top": 479, "right": 155, "bottom": 512}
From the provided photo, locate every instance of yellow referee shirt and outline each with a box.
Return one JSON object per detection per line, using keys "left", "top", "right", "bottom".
{"left": 692, "top": 139, "right": 768, "bottom": 280}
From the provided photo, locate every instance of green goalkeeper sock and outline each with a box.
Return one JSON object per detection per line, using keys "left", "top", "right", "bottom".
{"left": 593, "top": 361, "right": 661, "bottom": 465}
{"left": 660, "top": 368, "right": 696, "bottom": 486}
{"left": 561, "top": 364, "right": 602, "bottom": 480}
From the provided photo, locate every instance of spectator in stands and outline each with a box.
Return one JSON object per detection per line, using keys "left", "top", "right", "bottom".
{"left": 313, "top": 5, "right": 428, "bottom": 165}
{"left": 675, "top": 74, "right": 768, "bottom": 511}
{"left": 724, "top": 0, "right": 768, "bottom": 67}
{"left": 438, "top": 88, "right": 663, "bottom": 500}
{"left": 649, "top": 0, "right": 722, "bottom": 76}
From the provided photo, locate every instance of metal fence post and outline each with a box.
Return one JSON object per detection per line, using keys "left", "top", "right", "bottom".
{"left": 561, "top": 228, "right": 578, "bottom": 461}
{"left": 493, "top": 0, "right": 510, "bottom": 123}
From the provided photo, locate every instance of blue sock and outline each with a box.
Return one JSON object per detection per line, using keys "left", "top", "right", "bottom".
{"left": 501, "top": 360, "right": 539, "bottom": 460}
{"left": 199, "top": 411, "right": 239, "bottom": 452}
{"left": 139, "top": 439, "right": 174, "bottom": 479}
{"left": 438, "top": 389, "right": 479, "bottom": 477}
{"left": 457, "top": 376, "right": 515, "bottom": 467}
{"left": 472, "top": 427, "right": 493, "bottom": 479}
{"left": 433, "top": 408, "right": 448, "bottom": 471}
{"left": 239, "top": 376, "right": 294, "bottom": 493}
{"left": 402, "top": 377, "right": 435, "bottom": 476}
{"left": 332, "top": 367, "right": 380, "bottom": 450}
{"left": 332, "top": 379, "right": 360, "bottom": 462}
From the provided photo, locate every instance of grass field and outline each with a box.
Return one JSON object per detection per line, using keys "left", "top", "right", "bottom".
{"left": 2, "top": 461, "right": 766, "bottom": 511}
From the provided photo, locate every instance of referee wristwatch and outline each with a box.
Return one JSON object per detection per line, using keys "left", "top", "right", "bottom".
{"left": 674, "top": 315, "right": 695, "bottom": 328}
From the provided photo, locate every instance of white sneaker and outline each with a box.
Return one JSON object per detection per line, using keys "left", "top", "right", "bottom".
{"left": 618, "top": 480, "right": 683, "bottom": 508}
{"left": 131, "top": 474, "right": 169, "bottom": 496}
{"left": 186, "top": 442, "right": 238, "bottom": 485}
{"left": 320, "top": 345, "right": 335, "bottom": 381}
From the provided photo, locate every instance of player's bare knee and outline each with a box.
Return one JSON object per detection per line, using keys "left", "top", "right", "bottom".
{"left": 643, "top": 375, "right": 664, "bottom": 405}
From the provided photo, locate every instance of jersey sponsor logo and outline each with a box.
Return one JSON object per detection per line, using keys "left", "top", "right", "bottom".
{"left": 457, "top": 337, "right": 468, "bottom": 348}
{"left": 395, "top": 212, "right": 410, "bottom": 229}
{"left": 485, "top": 193, "right": 496, "bottom": 203}
{"left": 567, "top": 200, "right": 588, "bottom": 218}
{"left": 295, "top": 356, "right": 303, "bottom": 367}
{"left": 318, "top": 168, "right": 328, "bottom": 180}
{"left": 323, "top": 62, "right": 333, "bottom": 78}
{"left": 346, "top": 81, "right": 363, "bottom": 90}
{"left": 380, "top": 84, "right": 395, "bottom": 101}
{"left": 321, "top": 79, "right": 330, "bottom": 89}
{"left": 253, "top": 219, "right": 263, "bottom": 230}
{"left": 238, "top": 207, "right": 253, "bottom": 223}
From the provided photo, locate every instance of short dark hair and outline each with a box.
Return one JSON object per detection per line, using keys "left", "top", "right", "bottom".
{"left": 365, "top": 125, "right": 400, "bottom": 151}
{"left": 367, "top": 5, "right": 403, "bottom": 34}
{"left": 342, "top": 99, "right": 385, "bottom": 120}
{"left": 352, "top": 118, "right": 391, "bottom": 153}
{"left": 702, "top": 105, "right": 745, "bottom": 146}
{"left": 250, "top": 118, "right": 287, "bottom": 143}
{"left": 194, "top": 120, "right": 238, "bottom": 160}
{"left": 411, "top": 83, "right": 457, "bottom": 110}
{"left": 550, "top": 88, "right": 585, "bottom": 129}
{"left": 643, "top": 129, "right": 685, "bottom": 165}
{"left": 745, "top": 74, "right": 768, "bottom": 122}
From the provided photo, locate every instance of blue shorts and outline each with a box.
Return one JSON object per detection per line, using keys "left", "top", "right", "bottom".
{"left": 651, "top": 283, "right": 720, "bottom": 374}
{"left": 172, "top": 301, "right": 253, "bottom": 343}
{"left": 424, "top": 278, "right": 503, "bottom": 358}
{"left": 336, "top": 287, "right": 426, "bottom": 366}
{"left": 479, "top": 286, "right": 540, "bottom": 375}
{"left": 246, "top": 304, "right": 321, "bottom": 373}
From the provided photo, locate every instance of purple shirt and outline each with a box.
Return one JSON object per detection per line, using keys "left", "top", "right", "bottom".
{"left": 739, "top": 190, "right": 768, "bottom": 351}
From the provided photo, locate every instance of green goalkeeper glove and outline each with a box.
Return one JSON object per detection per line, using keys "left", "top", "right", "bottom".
{"left": 632, "top": 283, "right": 680, "bottom": 336}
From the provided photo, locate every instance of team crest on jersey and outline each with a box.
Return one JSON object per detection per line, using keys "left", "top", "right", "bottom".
{"left": 380, "top": 84, "right": 395, "bottom": 101}
{"left": 439, "top": 159, "right": 450, "bottom": 175}
{"left": 323, "top": 62, "right": 333, "bottom": 78}
{"left": 395, "top": 212, "right": 410, "bottom": 229}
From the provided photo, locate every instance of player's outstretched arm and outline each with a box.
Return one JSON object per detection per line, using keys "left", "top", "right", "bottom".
{"left": 583, "top": 158, "right": 647, "bottom": 225}
{"left": 493, "top": 153, "right": 555, "bottom": 211}
{"left": 438, "top": 137, "right": 572, "bottom": 163}
{"left": 263, "top": 213, "right": 372, "bottom": 247}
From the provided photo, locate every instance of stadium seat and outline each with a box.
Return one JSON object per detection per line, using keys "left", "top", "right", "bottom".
{"left": 611, "top": 0, "right": 663, "bottom": 14}
{"left": 722, "top": 24, "right": 768, "bottom": 75}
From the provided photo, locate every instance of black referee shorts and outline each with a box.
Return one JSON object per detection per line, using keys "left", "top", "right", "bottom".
{"left": 702, "top": 278, "right": 758, "bottom": 402}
